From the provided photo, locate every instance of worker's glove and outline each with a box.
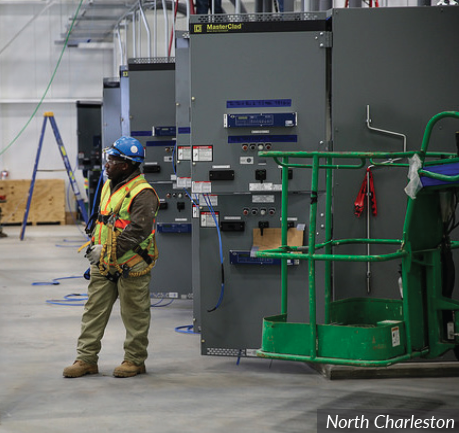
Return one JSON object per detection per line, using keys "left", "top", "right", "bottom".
{"left": 85, "top": 244, "right": 103, "bottom": 266}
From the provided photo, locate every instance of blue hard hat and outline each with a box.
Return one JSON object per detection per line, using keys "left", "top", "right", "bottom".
{"left": 105, "top": 136, "right": 144, "bottom": 163}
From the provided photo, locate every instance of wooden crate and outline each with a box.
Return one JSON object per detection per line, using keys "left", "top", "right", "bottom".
{"left": 0, "top": 179, "right": 66, "bottom": 225}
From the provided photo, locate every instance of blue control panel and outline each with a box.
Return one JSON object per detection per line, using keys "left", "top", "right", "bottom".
{"left": 157, "top": 223, "right": 192, "bottom": 233}
{"left": 153, "top": 126, "right": 176, "bottom": 136}
{"left": 224, "top": 113, "right": 297, "bottom": 128}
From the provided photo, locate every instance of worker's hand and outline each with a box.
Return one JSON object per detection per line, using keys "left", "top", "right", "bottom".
{"left": 85, "top": 244, "right": 103, "bottom": 265}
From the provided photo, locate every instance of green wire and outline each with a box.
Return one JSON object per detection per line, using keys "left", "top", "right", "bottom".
{"left": 0, "top": 0, "right": 85, "bottom": 157}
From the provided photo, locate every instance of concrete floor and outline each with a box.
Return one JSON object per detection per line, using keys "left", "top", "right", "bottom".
{"left": 1, "top": 225, "right": 459, "bottom": 433}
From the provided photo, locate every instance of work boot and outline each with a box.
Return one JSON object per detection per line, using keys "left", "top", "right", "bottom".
{"left": 113, "top": 361, "right": 146, "bottom": 378}
{"left": 63, "top": 360, "right": 98, "bottom": 378}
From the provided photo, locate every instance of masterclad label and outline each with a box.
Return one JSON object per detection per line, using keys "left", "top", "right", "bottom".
{"left": 192, "top": 23, "right": 243, "bottom": 34}
{"left": 190, "top": 20, "right": 327, "bottom": 35}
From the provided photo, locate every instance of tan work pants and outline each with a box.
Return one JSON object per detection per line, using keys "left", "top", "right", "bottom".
{"left": 76, "top": 262, "right": 152, "bottom": 366}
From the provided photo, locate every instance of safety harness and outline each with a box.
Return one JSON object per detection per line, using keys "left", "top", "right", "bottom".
{"left": 83, "top": 177, "right": 159, "bottom": 282}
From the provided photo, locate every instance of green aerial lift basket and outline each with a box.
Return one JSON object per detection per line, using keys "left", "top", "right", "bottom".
{"left": 256, "top": 111, "right": 459, "bottom": 367}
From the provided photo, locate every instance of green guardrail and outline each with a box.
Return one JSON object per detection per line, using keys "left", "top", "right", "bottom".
{"left": 255, "top": 111, "right": 459, "bottom": 367}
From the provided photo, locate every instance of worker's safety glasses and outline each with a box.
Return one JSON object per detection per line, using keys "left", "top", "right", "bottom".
{"left": 102, "top": 147, "right": 126, "bottom": 165}
{"left": 105, "top": 159, "right": 125, "bottom": 166}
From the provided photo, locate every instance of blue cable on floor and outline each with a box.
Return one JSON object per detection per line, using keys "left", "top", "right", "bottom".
{"left": 237, "top": 350, "right": 242, "bottom": 365}
{"left": 46, "top": 293, "right": 88, "bottom": 306}
{"left": 55, "top": 239, "right": 87, "bottom": 248}
{"left": 34, "top": 275, "right": 86, "bottom": 306}
{"left": 150, "top": 298, "right": 175, "bottom": 308}
{"left": 32, "top": 275, "right": 84, "bottom": 286}
{"left": 175, "top": 325, "right": 199, "bottom": 334}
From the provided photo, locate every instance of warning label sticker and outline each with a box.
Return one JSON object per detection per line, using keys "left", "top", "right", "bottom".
{"left": 192, "top": 145, "right": 213, "bottom": 162}
{"left": 176, "top": 177, "right": 192, "bottom": 188}
{"left": 177, "top": 146, "right": 191, "bottom": 161}
{"left": 192, "top": 181, "right": 212, "bottom": 193}
{"left": 201, "top": 211, "right": 219, "bottom": 228}
{"left": 391, "top": 326, "right": 400, "bottom": 347}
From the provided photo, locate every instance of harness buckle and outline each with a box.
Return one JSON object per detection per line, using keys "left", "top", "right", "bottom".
{"left": 121, "top": 264, "right": 131, "bottom": 279}
{"left": 105, "top": 271, "right": 120, "bottom": 283}
{"left": 107, "top": 214, "right": 118, "bottom": 227}
{"left": 98, "top": 212, "right": 118, "bottom": 227}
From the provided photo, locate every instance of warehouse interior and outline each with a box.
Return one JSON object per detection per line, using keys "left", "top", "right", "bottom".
{"left": 1, "top": 0, "right": 459, "bottom": 431}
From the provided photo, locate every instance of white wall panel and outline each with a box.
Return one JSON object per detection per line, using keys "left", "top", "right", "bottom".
{"left": 0, "top": 1, "right": 113, "bottom": 215}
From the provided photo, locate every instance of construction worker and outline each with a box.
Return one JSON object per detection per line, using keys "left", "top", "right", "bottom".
{"left": 63, "top": 136, "right": 159, "bottom": 378}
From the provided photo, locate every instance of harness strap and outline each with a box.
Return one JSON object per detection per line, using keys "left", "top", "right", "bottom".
{"left": 99, "top": 230, "right": 156, "bottom": 279}
{"left": 98, "top": 178, "right": 156, "bottom": 279}
{"left": 133, "top": 244, "right": 153, "bottom": 265}
{"left": 111, "top": 179, "right": 148, "bottom": 217}
{"left": 98, "top": 178, "right": 149, "bottom": 227}
{"left": 98, "top": 214, "right": 111, "bottom": 224}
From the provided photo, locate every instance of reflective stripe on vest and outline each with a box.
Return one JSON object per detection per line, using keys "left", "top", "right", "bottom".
{"left": 94, "top": 175, "right": 157, "bottom": 266}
